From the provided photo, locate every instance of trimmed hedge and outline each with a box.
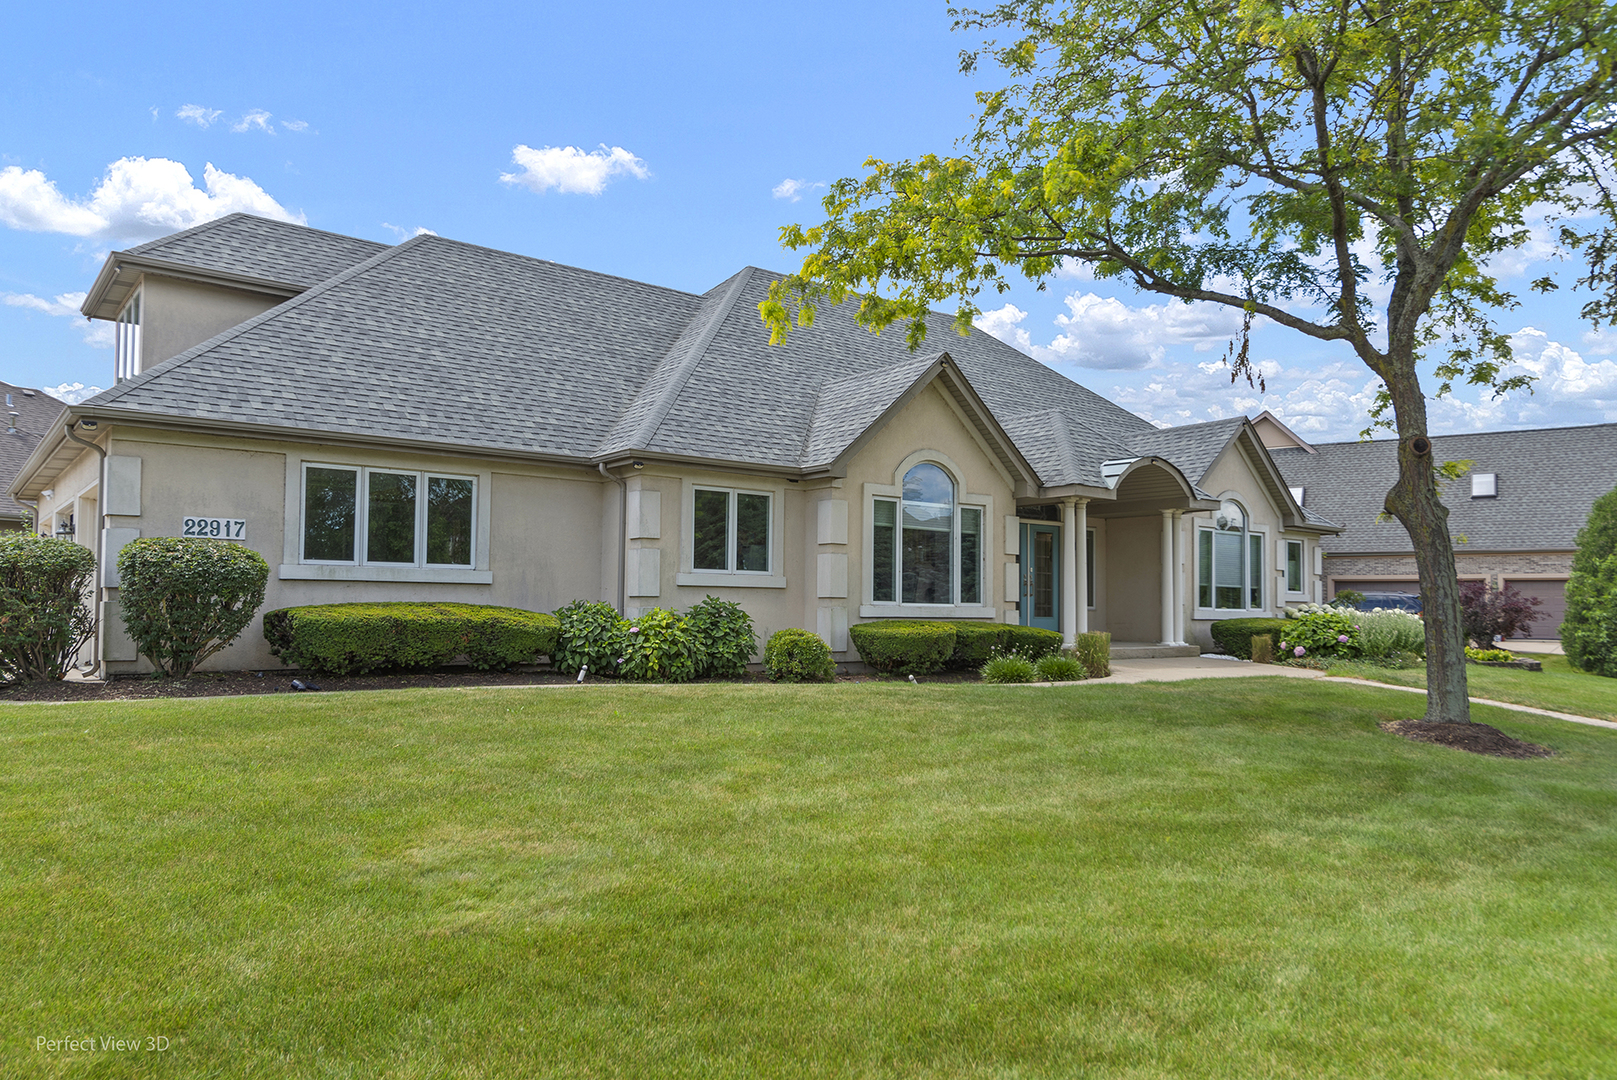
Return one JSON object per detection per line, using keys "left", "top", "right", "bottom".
{"left": 850, "top": 620, "right": 1065, "bottom": 676}
{"left": 263, "top": 602, "right": 559, "bottom": 675}
{"left": 848, "top": 620, "right": 957, "bottom": 675}
{"left": 1209, "top": 618, "right": 1289, "bottom": 660}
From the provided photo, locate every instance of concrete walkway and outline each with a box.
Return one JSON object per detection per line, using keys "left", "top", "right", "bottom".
{"left": 1062, "top": 654, "right": 1617, "bottom": 732}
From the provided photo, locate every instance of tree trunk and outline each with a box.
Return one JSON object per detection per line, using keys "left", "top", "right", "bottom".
{"left": 1381, "top": 363, "right": 1472, "bottom": 724}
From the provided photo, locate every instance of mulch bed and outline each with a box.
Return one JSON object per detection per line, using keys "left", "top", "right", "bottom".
{"left": 0, "top": 667, "right": 980, "bottom": 702}
{"left": 1380, "top": 719, "right": 1553, "bottom": 759}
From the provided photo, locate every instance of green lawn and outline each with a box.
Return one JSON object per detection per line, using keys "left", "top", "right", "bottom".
{"left": 2, "top": 680, "right": 1613, "bottom": 1078}
{"left": 1324, "top": 652, "right": 1617, "bottom": 721}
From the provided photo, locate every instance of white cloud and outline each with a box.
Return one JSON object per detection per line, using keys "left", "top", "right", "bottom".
{"left": 44, "top": 382, "right": 106, "bottom": 405}
{"left": 974, "top": 303, "right": 1035, "bottom": 352}
{"left": 500, "top": 144, "right": 650, "bottom": 196}
{"left": 232, "top": 109, "right": 275, "bottom": 134}
{"left": 382, "top": 222, "right": 437, "bottom": 240}
{"left": 4, "top": 290, "right": 115, "bottom": 348}
{"left": 280, "top": 118, "right": 310, "bottom": 133}
{"left": 176, "top": 103, "right": 223, "bottom": 128}
{"left": 1037, "top": 291, "right": 1248, "bottom": 370}
{"left": 0, "top": 157, "right": 302, "bottom": 243}
{"left": 1582, "top": 328, "right": 1615, "bottom": 356}
{"left": 771, "top": 178, "right": 824, "bottom": 202}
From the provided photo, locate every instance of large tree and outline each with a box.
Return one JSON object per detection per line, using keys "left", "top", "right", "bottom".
{"left": 762, "top": 0, "right": 1617, "bottom": 723}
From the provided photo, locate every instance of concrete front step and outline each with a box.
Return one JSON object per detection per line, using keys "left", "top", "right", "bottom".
{"left": 1108, "top": 642, "right": 1202, "bottom": 660}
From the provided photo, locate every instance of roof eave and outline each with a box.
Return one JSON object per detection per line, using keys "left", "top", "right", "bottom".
{"left": 80, "top": 252, "right": 306, "bottom": 321}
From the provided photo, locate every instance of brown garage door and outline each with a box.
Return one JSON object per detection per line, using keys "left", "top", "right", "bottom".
{"left": 1503, "top": 578, "right": 1568, "bottom": 639}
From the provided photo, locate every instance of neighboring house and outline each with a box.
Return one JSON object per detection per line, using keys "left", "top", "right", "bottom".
{"left": 0, "top": 381, "right": 66, "bottom": 531}
{"left": 9, "top": 214, "right": 1340, "bottom": 675}
{"left": 1262, "top": 412, "right": 1617, "bottom": 639}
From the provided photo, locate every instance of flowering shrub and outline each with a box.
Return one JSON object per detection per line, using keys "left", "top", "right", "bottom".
{"left": 684, "top": 595, "right": 756, "bottom": 678}
{"left": 1277, "top": 610, "right": 1361, "bottom": 659}
{"left": 552, "top": 600, "right": 627, "bottom": 676}
{"left": 1356, "top": 610, "right": 1426, "bottom": 658}
{"left": 980, "top": 649, "right": 1036, "bottom": 683}
{"left": 616, "top": 606, "right": 698, "bottom": 682}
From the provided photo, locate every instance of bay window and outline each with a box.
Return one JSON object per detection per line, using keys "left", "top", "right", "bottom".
{"left": 301, "top": 464, "right": 475, "bottom": 567}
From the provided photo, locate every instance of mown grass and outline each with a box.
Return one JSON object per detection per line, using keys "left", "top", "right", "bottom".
{"left": 1324, "top": 652, "right": 1617, "bottom": 720}
{"left": 2, "top": 679, "right": 1614, "bottom": 1078}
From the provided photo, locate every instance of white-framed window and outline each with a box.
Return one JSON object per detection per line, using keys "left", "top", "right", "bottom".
{"left": 1285, "top": 539, "right": 1304, "bottom": 594}
{"left": 1197, "top": 499, "right": 1265, "bottom": 612}
{"left": 690, "top": 486, "right": 772, "bottom": 575}
{"left": 300, "top": 463, "right": 475, "bottom": 568}
{"left": 870, "top": 462, "right": 985, "bottom": 607}
{"left": 115, "top": 287, "right": 142, "bottom": 382}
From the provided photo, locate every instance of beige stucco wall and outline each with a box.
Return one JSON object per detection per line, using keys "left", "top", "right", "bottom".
{"left": 137, "top": 275, "right": 283, "bottom": 373}
{"left": 67, "top": 426, "right": 608, "bottom": 673}
{"left": 1102, "top": 514, "right": 1164, "bottom": 642}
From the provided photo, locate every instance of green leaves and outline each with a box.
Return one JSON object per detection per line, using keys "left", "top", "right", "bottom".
{"left": 767, "top": 0, "right": 1617, "bottom": 419}
{"left": 118, "top": 537, "right": 269, "bottom": 677}
{"left": 0, "top": 534, "right": 96, "bottom": 683}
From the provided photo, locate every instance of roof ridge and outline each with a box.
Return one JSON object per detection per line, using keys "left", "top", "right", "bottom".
{"left": 619, "top": 267, "right": 755, "bottom": 452}
{"left": 126, "top": 212, "right": 387, "bottom": 257}
{"left": 420, "top": 234, "right": 702, "bottom": 303}
{"left": 86, "top": 235, "right": 429, "bottom": 410}
{"left": 1306, "top": 420, "right": 1617, "bottom": 449}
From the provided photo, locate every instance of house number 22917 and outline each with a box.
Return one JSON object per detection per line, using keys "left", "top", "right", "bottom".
{"left": 182, "top": 517, "right": 246, "bottom": 539}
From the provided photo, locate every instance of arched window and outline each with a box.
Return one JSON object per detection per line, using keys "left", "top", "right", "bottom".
{"left": 1198, "top": 499, "right": 1264, "bottom": 611}
{"left": 872, "top": 462, "right": 983, "bottom": 606}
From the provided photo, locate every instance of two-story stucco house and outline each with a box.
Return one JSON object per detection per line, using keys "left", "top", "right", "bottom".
{"left": 9, "top": 214, "right": 1341, "bottom": 675}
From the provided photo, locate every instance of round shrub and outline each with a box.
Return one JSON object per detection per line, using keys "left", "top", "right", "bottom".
{"left": 999, "top": 626, "right": 1064, "bottom": 661}
{"left": 1033, "top": 653, "right": 1086, "bottom": 682}
{"left": 552, "top": 600, "right": 627, "bottom": 676}
{"left": 847, "top": 620, "right": 956, "bottom": 675}
{"left": 1564, "top": 484, "right": 1617, "bottom": 677}
{"left": 980, "top": 650, "right": 1035, "bottom": 683}
{"left": 0, "top": 533, "right": 97, "bottom": 683}
{"left": 263, "top": 602, "right": 559, "bottom": 675}
{"left": 685, "top": 595, "right": 756, "bottom": 678}
{"left": 618, "top": 607, "right": 698, "bottom": 682}
{"left": 119, "top": 537, "right": 269, "bottom": 677}
{"left": 764, "top": 628, "right": 835, "bottom": 683}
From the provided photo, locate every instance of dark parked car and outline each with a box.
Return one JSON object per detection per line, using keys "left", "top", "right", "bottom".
{"left": 1344, "top": 591, "right": 1422, "bottom": 613}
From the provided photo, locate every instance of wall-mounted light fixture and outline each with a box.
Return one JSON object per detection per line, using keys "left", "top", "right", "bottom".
{"left": 631, "top": 460, "right": 645, "bottom": 470}
{"left": 78, "top": 419, "right": 99, "bottom": 431}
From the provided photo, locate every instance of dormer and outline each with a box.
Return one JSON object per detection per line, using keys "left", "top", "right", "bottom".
{"left": 79, "top": 213, "right": 389, "bottom": 382}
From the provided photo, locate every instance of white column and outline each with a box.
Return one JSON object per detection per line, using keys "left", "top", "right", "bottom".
{"left": 1061, "top": 498, "right": 1079, "bottom": 647}
{"left": 1171, "top": 510, "right": 1185, "bottom": 645}
{"left": 1075, "top": 498, "right": 1089, "bottom": 635}
{"left": 1160, "top": 509, "right": 1175, "bottom": 645}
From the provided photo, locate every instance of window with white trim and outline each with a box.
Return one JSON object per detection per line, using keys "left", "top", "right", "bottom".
{"left": 871, "top": 463, "right": 984, "bottom": 606}
{"left": 301, "top": 464, "right": 475, "bottom": 567}
{"left": 115, "top": 288, "right": 142, "bottom": 382}
{"left": 1286, "top": 539, "right": 1304, "bottom": 593}
{"left": 691, "top": 487, "right": 771, "bottom": 574}
{"left": 1197, "top": 500, "right": 1264, "bottom": 611}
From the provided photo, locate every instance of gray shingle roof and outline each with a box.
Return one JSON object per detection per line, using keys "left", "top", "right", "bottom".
{"left": 0, "top": 382, "right": 67, "bottom": 523}
{"left": 1272, "top": 424, "right": 1617, "bottom": 552}
{"left": 125, "top": 213, "right": 388, "bottom": 288}
{"left": 87, "top": 236, "right": 702, "bottom": 459}
{"left": 79, "top": 217, "right": 1325, "bottom": 504}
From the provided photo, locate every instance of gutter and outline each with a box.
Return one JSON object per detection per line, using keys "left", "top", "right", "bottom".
{"left": 62, "top": 422, "right": 108, "bottom": 676}
{"left": 598, "top": 463, "right": 627, "bottom": 616}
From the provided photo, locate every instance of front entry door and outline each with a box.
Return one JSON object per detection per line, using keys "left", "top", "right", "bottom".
{"left": 1019, "top": 522, "right": 1061, "bottom": 631}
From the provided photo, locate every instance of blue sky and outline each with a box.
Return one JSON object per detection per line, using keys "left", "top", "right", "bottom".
{"left": 3, "top": 0, "right": 1613, "bottom": 440}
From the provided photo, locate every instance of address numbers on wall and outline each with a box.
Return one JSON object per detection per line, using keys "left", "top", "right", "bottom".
{"left": 182, "top": 517, "right": 246, "bottom": 540}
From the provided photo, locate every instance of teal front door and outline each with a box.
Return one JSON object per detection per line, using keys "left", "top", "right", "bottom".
{"left": 1019, "top": 522, "right": 1061, "bottom": 631}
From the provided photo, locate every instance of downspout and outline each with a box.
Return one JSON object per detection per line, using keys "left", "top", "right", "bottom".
{"left": 63, "top": 422, "right": 108, "bottom": 675}
{"left": 598, "top": 462, "right": 627, "bottom": 615}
